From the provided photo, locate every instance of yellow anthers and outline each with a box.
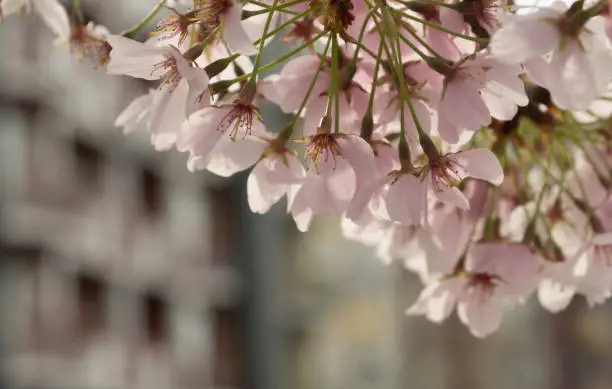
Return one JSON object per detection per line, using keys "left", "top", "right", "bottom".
{"left": 149, "top": 8, "right": 200, "bottom": 46}
{"left": 152, "top": 55, "right": 182, "bottom": 92}
{"left": 218, "top": 103, "right": 262, "bottom": 140}
{"left": 304, "top": 132, "right": 344, "bottom": 172}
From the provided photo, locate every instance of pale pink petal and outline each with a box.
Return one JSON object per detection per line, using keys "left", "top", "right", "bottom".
{"left": 453, "top": 148, "right": 504, "bottom": 186}
{"left": 439, "top": 7, "right": 465, "bottom": 33}
{"left": 457, "top": 292, "right": 503, "bottom": 338}
{"left": 206, "top": 135, "right": 268, "bottom": 177}
{"left": 346, "top": 175, "right": 393, "bottom": 222}
{"left": 177, "top": 106, "right": 230, "bottom": 159}
{"left": 430, "top": 174, "right": 470, "bottom": 209}
{"left": 437, "top": 116, "right": 461, "bottom": 144}
{"left": 606, "top": 18, "right": 612, "bottom": 45}
{"left": 524, "top": 57, "right": 557, "bottom": 89}
{"left": 2, "top": 0, "right": 28, "bottom": 16}
{"left": 490, "top": 11, "right": 561, "bottom": 64}
{"left": 385, "top": 174, "right": 424, "bottom": 225}
{"left": 247, "top": 156, "right": 287, "bottom": 214}
{"left": 105, "top": 35, "right": 167, "bottom": 79}
{"left": 337, "top": 135, "right": 377, "bottom": 180}
{"left": 426, "top": 28, "right": 460, "bottom": 62}
{"left": 593, "top": 232, "right": 612, "bottom": 246}
{"left": 403, "top": 99, "right": 432, "bottom": 139}
{"left": 406, "top": 280, "right": 458, "bottom": 323}
{"left": 33, "top": 0, "right": 70, "bottom": 40}
{"left": 440, "top": 80, "right": 490, "bottom": 131}
{"left": 551, "top": 42, "right": 598, "bottom": 110}
{"left": 289, "top": 188, "right": 314, "bottom": 232}
{"left": 538, "top": 279, "right": 575, "bottom": 313}
{"left": 149, "top": 80, "right": 190, "bottom": 142}
{"left": 301, "top": 96, "right": 328, "bottom": 137}
{"left": 223, "top": 3, "right": 257, "bottom": 55}
{"left": 115, "top": 92, "right": 154, "bottom": 134}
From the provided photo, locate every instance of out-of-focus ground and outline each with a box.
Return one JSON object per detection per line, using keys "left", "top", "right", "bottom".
{"left": 1, "top": 1, "right": 612, "bottom": 389}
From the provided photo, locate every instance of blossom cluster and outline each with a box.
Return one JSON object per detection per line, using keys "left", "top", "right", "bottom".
{"left": 3, "top": 0, "right": 612, "bottom": 338}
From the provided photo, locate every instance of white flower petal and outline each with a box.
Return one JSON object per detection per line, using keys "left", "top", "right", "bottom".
{"left": 223, "top": 4, "right": 257, "bottom": 55}
{"left": 457, "top": 292, "right": 503, "bottom": 338}
{"left": 538, "top": 279, "right": 575, "bottom": 313}
{"left": 33, "top": 0, "right": 70, "bottom": 40}
{"left": 454, "top": 148, "right": 504, "bottom": 186}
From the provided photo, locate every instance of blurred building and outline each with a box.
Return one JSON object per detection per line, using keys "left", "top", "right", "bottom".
{"left": 0, "top": 2, "right": 250, "bottom": 388}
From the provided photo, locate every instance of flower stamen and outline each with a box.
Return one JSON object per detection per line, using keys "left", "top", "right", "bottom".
{"left": 305, "top": 132, "right": 343, "bottom": 173}
{"left": 152, "top": 55, "right": 182, "bottom": 92}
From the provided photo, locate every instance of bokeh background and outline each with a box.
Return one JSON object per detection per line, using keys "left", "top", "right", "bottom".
{"left": 1, "top": 1, "right": 612, "bottom": 388}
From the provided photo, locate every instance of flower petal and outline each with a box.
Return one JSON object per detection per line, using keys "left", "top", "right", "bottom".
{"left": 538, "top": 279, "right": 575, "bottom": 313}
{"left": 34, "top": 0, "right": 70, "bottom": 40}
{"left": 223, "top": 3, "right": 257, "bottom": 55}
{"left": 453, "top": 148, "right": 504, "bottom": 186}
{"left": 457, "top": 292, "right": 503, "bottom": 338}
{"left": 206, "top": 135, "right": 267, "bottom": 177}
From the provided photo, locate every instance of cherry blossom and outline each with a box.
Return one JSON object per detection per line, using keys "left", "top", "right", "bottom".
{"left": 433, "top": 54, "right": 528, "bottom": 143}
{"left": 491, "top": 2, "right": 612, "bottom": 109}
{"left": 408, "top": 243, "right": 539, "bottom": 337}
{"left": 424, "top": 147, "right": 504, "bottom": 210}
{"left": 287, "top": 131, "right": 377, "bottom": 231}
{"left": 106, "top": 35, "right": 209, "bottom": 149}
{"left": 177, "top": 98, "right": 264, "bottom": 172}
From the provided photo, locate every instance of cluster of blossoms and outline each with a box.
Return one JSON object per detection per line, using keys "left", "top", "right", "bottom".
{"left": 3, "top": 0, "right": 612, "bottom": 338}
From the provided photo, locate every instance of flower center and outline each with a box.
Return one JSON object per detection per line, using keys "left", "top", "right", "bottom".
{"left": 218, "top": 103, "right": 261, "bottom": 140}
{"left": 305, "top": 133, "right": 343, "bottom": 172}
{"left": 467, "top": 273, "right": 499, "bottom": 302}
{"left": 320, "top": 0, "right": 355, "bottom": 39}
{"left": 69, "top": 26, "right": 111, "bottom": 69}
{"left": 153, "top": 56, "right": 182, "bottom": 92}
{"left": 150, "top": 9, "right": 199, "bottom": 46}
{"left": 194, "top": 0, "right": 232, "bottom": 34}
{"left": 428, "top": 157, "right": 466, "bottom": 192}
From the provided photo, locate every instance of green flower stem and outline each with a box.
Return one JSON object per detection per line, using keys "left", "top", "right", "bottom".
{"left": 366, "top": 38, "right": 385, "bottom": 120}
{"left": 350, "top": 8, "right": 377, "bottom": 62}
{"left": 331, "top": 33, "right": 340, "bottom": 133}
{"left": 246, "top": 0, "right": 305, "bottom": 10}
{"left": 246, "top": 7, "right": 300, "bottom": 17}
{"left": 122, "top": 0, "right": 167, "bottom": 38}
{"left": 397, "top": 0, "right": 459, "bottom": 10}
{"left": 398, "top": 10, "right": 488, "bottom": 43}
{"left": 72, "top": 0, "right": 83, "bottom": 23}
{"left": 231, "top": 30, "right": 327, "bottom": 86}
{"left": 398, "top": 18, "right": 444, "bottom": 59}
{"left": 288, "top": 35, "right": 332, "bottom": 131}
{"left": 253, "top": 7, "right": 314, "bottom": 45}
{"left": 251, "top": 0, "right": 281, "bottom": 81}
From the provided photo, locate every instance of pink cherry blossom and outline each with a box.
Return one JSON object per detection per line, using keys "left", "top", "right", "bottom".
{"left": 425, "top": 148, "right": 504, "bottom": 210}
{"left": 286, "top": 132, "right": 377, "bottom": 231}
{"left": 492, "top": 3, "right": 612, "bottom": 109}
{"left": 177, "top": 101, "right": 263, "bottom": 172}
{"left": 435, "top": 54, "right": 528, "bottom": 143}
{"left": 106, "top": 35, "right": 209, "bottom": 148}
{"left": 409, "top": 204, "right": 474, "bottom": 279}
{"left": 408, "top": 243, "right": 539, "bottom": 337}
